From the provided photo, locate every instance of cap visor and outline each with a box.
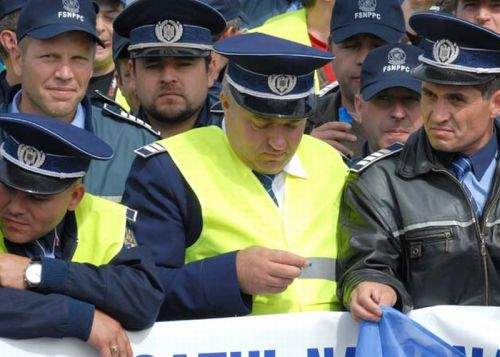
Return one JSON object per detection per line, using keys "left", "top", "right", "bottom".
{"left": 362, "top": 78, "right": 422, "bottom": 101}
{"left": 332, "top": 22, "right": 403, "bottom": 44}
{"left": 28, "top": 24, "right": 105, "bottom": 47}
{"left": 0, "top": 160, "right": 75, "bottom": 195}
{"left": 411, "top": 64, "right": 496, "bottom": 86}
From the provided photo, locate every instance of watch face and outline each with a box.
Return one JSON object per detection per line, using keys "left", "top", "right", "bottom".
{"left": 26, "top": 262, "right": 42, "bottom": 285}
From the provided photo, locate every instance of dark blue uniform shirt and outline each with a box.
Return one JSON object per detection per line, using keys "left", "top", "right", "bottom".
{"left": 0, "top": 211, "right": 164, "bottom": 341}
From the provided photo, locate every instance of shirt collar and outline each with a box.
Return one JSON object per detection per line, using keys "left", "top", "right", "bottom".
{"left": 467, "top": 129, "right": 498, "bottom": 180}
{"left": 10, "top": 90, "right": 84, "bottom": 129}
{"left": 282, "top": 152, "right": 307, "bottom": 179}
{"left": 221, "top": 118, "right": 308, "bottom": 179}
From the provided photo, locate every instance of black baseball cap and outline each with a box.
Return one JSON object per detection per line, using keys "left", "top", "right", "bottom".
{"left": 361, "top": 44, "right": 422, "bottom": 101}
{"left": 331, "top": 0, "right": 405, "bottom": 44}
{"left": 17, "top": 0, "right": 103, "bottom": 46}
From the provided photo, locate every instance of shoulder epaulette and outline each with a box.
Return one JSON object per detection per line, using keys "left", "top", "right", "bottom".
{"left": 210, "top": 100, "right": 223, "bottom": 115}
{"left": 91, "top": 90, "right": 126, "bottom": 111}
{"left": 318, "top": 81, "right": 339, "bottom": 98}
{"left": 134, "top": 142, "right": 167, "bottom": 158}
{"left": 350, "top": 142, "right": 404, "bottom": 174}
{"left": 102, "top": 103, "right": 160, "bottom": 137}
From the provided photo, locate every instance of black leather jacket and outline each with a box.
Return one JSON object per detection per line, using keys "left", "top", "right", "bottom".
{"left": 337, "top": 123, "right": 500, "bottom": 313}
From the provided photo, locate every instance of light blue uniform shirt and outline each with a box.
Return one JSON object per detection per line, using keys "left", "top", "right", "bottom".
{"left": 462, "top": 133, "right": 498, "bottom": 216}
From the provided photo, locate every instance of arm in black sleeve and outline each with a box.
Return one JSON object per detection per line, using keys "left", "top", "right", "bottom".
{"left": 121, "top": 152, "right": 251, "bottom": 321}
{"left": 337, "top": 175, "right": 413, "bottom": 313}
{"left": 0, "top": 287, "right": 94, "bottom": 341}
{"left": 36, "top": 244, "right": 164, "bottom": 331}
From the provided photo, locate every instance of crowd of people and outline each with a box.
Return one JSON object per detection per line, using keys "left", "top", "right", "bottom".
{"left": 0, "top": 0, "right": 498, "bottom": 356}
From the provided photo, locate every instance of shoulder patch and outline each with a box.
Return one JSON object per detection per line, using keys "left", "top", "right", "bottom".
{"left": 134, "top": 142, "right": 167, "bottom": 158}
{"left": 318, "top": 81, "right": 339, "bottom": 98}
{"left": 350, "top": 142, "right": 404, "bottom": 174}
{"left": 102, "top": 103, "right": 161, "bottom": 137}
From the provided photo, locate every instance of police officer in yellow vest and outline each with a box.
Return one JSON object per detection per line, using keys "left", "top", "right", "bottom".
{"left": 0, "top": 113, "right": 163, "bottom": 356}
{"left": 123, "top": 33, "right": 348, "bottom": 320}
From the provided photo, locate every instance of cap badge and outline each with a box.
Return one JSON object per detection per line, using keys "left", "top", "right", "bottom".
{"left": 358, "top": 0, "right": 377, "bottom": 12}
{"left": 433, "top": 39, "right": 459, "bottom": 64}
{"left": 268, "top": 75, "right": 297, "bottom": 96}
{"left": 155, "top": 20, "right": 183, "bottom": 43}
{"left": 388, "top": 48, "right": 406, "bottom": 66}
{"left": 17, "top": 144, "right": 46, "bottom": 168}
{"left": 62, "top": 0, "right": 80, "bottom": 13}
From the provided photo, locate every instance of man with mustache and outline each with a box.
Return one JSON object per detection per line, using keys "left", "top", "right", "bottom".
{"left": 113, "top": 0, "right": 224, "bottom": 139}
{"left": 337, "top": 12, "right": 500, "bottom": 322}
{"left": 0, "top": 112, "right": 163, "bottom": 356}
{"left": 1, "top": 0, "right": 160, "bottom": 202}
{"left": 354, "top": 43, "right": 423, "bottom": 159}
{"left": 122, "top": 33, "right": 348, "bottom": 319}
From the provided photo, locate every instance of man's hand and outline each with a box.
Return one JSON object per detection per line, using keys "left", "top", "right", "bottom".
{"left": 311, "top": 122, "right": 357, "bottom": 158}
{"left": 236, "top": 246, "right": 307, "bottom": 295}
{"left": 87, "top": 310, "right": 133, "bottom": 357}
{"left": 349, "top": 282, "right": 397, "bottom": 322}
{"left": 0, "top": 253, "right": 30, "bottom": 290}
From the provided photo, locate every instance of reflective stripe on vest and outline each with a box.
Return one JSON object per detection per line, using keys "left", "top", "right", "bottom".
{"left": 160, "top": 126, "right": 348, "bottom": 314}
{"left": 300, "top": 257, "right": 336, "bottom": 281}
{"left": 0, "top": 193, "right": 127, "bottom": 266}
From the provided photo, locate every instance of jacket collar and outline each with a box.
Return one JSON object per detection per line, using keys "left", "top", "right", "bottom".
{"left": 398, "top": 120, "right": 500, "bottom": 179}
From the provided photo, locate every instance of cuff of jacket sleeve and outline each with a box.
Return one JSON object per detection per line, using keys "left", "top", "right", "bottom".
{"left": 342, "top": 269, "right": 413, "bottom": 313}
{"left": 200, "top": 251, "right": 252, "bottom": 316}
{"left": 39, "top": 257, "right": 69, "bottom": 293}
{"left": 66, "top": 298, "right": 95, "bottom": 341}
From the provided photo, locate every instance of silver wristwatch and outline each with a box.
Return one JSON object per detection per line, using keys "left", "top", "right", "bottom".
{"left": 24, "top": 259, "right": 42, "bottom": 288}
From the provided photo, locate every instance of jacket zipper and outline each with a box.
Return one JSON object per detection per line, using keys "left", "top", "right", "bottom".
{"left": 433, "top": 169, "right": 489, "bottom": 304}
{"left": 478, "top": 189, "right": 500, "bottom": 305}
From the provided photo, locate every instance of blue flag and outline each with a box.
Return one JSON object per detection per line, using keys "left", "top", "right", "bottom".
{"left": 356, "top": 306, "right": 465, "bottom": 357}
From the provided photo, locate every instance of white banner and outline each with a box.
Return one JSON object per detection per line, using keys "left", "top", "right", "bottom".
{"left": 2, "top": 306, "right": 500, "bottom": 357}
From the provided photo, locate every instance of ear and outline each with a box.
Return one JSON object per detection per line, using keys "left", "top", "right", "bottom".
{"left": 491, "top": 89, "right": 500, "bottom": 119}
{"left": 207, "top": 56, "right": 217, "bottom": 88}
{"left": 0, "top": 30, "right": 18, "bottom": 57}
{"left": 10, "top": 42, "right": 23, "bottom": 78}
{"left": 67, "top": 183, "right": 85, "bottom": 212}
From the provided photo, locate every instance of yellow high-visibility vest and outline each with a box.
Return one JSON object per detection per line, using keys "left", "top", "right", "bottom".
{"left": 0, "top": 194, "right": 126, "bottom": 265}
{"left": 160, "top": 126, "right": 347, "bottom": 314}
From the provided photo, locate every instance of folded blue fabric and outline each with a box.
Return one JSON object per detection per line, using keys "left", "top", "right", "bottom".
{"left": 356, "top": 306, "right": 465, "bottom": 357}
